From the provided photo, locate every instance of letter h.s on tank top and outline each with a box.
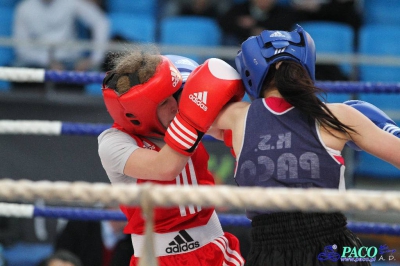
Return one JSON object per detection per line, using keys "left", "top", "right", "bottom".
{"left": 235, "top": 98, "right": 345, "bottom": 218}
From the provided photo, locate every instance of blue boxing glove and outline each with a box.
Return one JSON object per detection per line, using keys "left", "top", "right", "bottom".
{"left": 344, "top": 100, "right": 400, "bottom": 151}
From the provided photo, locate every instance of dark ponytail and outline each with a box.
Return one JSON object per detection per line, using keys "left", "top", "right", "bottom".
{"left": 263, "top": 61, "right": 356, "bottom": 137}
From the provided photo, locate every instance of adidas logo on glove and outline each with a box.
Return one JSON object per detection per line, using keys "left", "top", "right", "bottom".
{"left": 165, "top": 230, "right": 200, "bottom": 254}
{"left": 189, "top": 91, "right": 208, "bottom": 111}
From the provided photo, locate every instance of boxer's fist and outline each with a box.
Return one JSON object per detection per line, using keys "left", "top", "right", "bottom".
{"left": 165, "top": 58, "right": 245, "bottom": 156}
{"left": 344, "top": 100, "right": 400, "bottom": 151}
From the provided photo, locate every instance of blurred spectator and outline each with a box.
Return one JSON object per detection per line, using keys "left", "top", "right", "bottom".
{"left": 314, "top": 64, "right": 349, "bottom": 81}
{"left": 162, "top": 0, "right": 231, "bottom": 19}
{"left": 54, "top": 219, "right": 132, "bottom": 266}
{"left": 87, "top": 0, "right": 106, "bottom": 11}
{"left": 291, "top": 0, "right": 362, "bottom": 36}
{"left": 218, "top": 0, "right": 300, "bottom": 46}
{"left": 291, "top": 0, "right": 361, "bottom": 80}
{"left": 12, "top": 0, "right": 110, "bottom": 72}
{"left": 37, "top": 249, "right": 83, "bottom": 266}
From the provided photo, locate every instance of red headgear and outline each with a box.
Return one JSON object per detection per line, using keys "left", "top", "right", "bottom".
{"left": 102, "top": 56, "right": 183, "bottom": 137}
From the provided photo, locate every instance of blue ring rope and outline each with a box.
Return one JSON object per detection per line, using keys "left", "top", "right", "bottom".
{"left": 63, "top": 122, "right": 218, "bottom": 140}
{"left": 45, "top": 70, "right": 105, "bottom": 84}
{"left": 32, "top": 206, "right": 400, "bottom": 236}
{"left": 42, "top": 70, "right": 400, "bottom": 93}
{"left": 61, "top": 122, "right": 110, "bottom": 136}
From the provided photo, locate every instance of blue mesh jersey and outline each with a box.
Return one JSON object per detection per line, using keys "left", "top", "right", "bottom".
{"left": 235, "top": 97, "right": 345, "bottom": 219}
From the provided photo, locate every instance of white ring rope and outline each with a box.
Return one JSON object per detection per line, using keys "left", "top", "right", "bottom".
{"left": 0, "top": 120, "right": 62, "bottom": 135}
{"left": 0, "top": 179, "right": 399, "bottom": 213}
{"left": 0, "top": 202, "right": 34, "bottom": 218}
{"left": 2, "top": 179, "right": 399, "bottom": 266}
{"left": 0, "top": 67, "right": 45, "bottom": 82}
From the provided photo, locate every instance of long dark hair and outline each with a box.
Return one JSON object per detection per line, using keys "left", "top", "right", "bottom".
{"left": 262, "top": 61, "right": 357, "bottom": 137}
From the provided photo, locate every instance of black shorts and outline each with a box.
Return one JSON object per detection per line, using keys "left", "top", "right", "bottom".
{"left": 246, "top": 212, "right": 371, "bottom": 266}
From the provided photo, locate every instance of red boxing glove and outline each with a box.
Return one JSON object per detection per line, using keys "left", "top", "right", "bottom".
{"left": 165, "top": 58, "right": 245, "bottom": 156}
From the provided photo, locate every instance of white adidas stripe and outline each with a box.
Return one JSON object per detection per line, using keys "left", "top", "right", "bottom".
{"left": 167, "top": 127, "right": 192, "bottom": 149}
{"left": 219, "top": 236, "right": 245, "bottom": 266}
{"left": 175, "top": 159, "right": 202, "bottom": 216}
{"left": 181, "top": 165, "right": 196, "bottom": 214}
{"left": 193, "top": 91, "right": 208, "bottom": 104}
{"left": 274, "top": 47, "right": 286, "bottom": 54}
{"left": 169, "top": 121, "right": 196, "bottom": 145}
{"left": 167, "top": 117, "right": 198, "bottom": 149}
{"left": 175, "top": 175, "right": 187, "bottom": 216}
{"left": 174, "top": 117, "right": 197, "bottom": 139}
{"left": 383, "top": 124, "right": 400, "bottom": 134}
{"left": 187, "top": 159, "right": 202, "bottom": 213}
{"left": 196, "top": 92, "right": 202, "bottom": 102}
{"left": 213, "top": 238, "right": 243, "bottom": 266}
{"left": 212, "top": 236, "right": 245, "bottom": 266}
{"left": 201, "top": 91, "right": 208, "bottom": 104}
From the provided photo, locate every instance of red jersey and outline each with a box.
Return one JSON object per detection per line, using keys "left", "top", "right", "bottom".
{"left": 119, "top": 134, "right": 215, "bottom": 235}
{"left": 107, "top": 124, "right": 244, "bottom": 265}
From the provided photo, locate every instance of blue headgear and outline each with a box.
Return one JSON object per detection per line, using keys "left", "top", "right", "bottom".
{"left": 235, "top": 24, "right": 316, "bottom": 99}
{"left": 164, "top": 55, "right": 199, "bottom": 89}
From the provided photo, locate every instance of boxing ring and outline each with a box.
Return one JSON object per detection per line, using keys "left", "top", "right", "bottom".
{"left": 1, "top": 67, "right": 400, "bottom": 265}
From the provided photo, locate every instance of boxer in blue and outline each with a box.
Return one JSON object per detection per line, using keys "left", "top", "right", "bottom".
{"left": 211, "top": 25, "right": 400, "bottom": 266}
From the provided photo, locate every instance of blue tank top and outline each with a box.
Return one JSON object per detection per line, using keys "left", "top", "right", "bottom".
{"left": 235, "top": 98, "right": 344, "bottom": 219}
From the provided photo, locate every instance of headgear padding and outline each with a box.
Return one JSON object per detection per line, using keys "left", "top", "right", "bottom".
{"left": 235, "top": 24, "right": 316, "bottom": 99}
{"left": 102, "top": 56, "right": 183, "bottom": 137}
